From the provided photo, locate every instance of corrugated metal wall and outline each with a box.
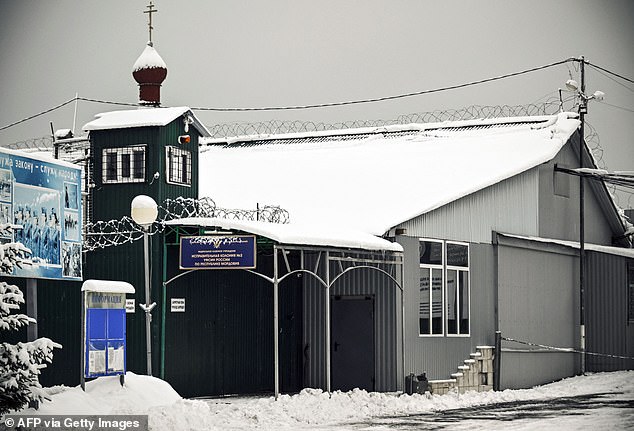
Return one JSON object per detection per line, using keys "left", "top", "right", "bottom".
{"left": 537, "top": 144, "right": 614, "bottom": 245}
{"left": 302, "top": 252, "right": 400, "bottom": 391}
{"left": 497, "top": 241, "right": 579, "bottom": 389}
{"left": 0, "top": 276, "right": 82, "bottom": 387}
{"left": 586, "top": 252, "right": 634, "bottom": 371}
{"left": 397, "top": 236, "right": 496, "bottom": 381}
{"left": 397, "top": 167, "right": 539, "bottom": 243}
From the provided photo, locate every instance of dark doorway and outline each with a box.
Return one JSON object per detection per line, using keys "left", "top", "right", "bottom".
{"left": 331, "top": 295, "right": 375, "bottom": 391}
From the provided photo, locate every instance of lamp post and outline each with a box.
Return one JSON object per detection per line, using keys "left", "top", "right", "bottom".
{"left": 131, "top": 195, "right": 158, "bottom": 376}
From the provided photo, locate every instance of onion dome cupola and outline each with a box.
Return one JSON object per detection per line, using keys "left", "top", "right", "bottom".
{"left": 132, "top": 41, "right": 167, "bottom": 106}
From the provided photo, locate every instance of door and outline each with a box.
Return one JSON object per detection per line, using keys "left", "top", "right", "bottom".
{"left": 331, "top": 296, "right": 375, "bottom": 391}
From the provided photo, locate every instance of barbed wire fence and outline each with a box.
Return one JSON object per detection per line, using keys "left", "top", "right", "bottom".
{"left": 2, "top": 99, "right": 626, "bottom": 250}
{"left": 207, "top": 100, "right": 566, "bottom": 139}
{"left": 83, "top": 196, "right": 289, "bottom": 252}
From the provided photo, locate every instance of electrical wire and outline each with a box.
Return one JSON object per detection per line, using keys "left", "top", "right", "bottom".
{"left": 77, "top": 97, "right": 139, "bottom": 107}
{"left": 0, "top": 98, "right": 77, "bottom": 131}
{"left": 588, "top": 65, "right": 634, "bottom": 93}
{"left": 596, "top": 101, "right": 634, "bottom": 114}
{"left": 189, "top": 58, "right": 575, "bottom": 112}
{"left": 4, "top": 57, "right": 632, "bottom": 130}
{"left": 585, "top": 61, "right": 634, "bottom": 84}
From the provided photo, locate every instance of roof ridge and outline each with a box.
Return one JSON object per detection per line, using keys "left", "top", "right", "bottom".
{"left": 202, "top": 114, "right": 565, "bottom": 147}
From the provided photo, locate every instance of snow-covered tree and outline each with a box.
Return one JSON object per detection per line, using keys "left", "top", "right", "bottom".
{"left": 0, "top": 224, "right": 61, "bottom": 414}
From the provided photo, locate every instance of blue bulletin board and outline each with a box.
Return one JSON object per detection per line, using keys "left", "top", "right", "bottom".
{"left": 84, "top": 292, "right": 127, "bottom": 378}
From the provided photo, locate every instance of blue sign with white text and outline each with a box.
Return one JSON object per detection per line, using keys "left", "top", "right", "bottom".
{"left": 180, "top": 235, "right": 257, "bottom": 269}
{"left": 0, "top": 148, "right": 83, "bottom": 280}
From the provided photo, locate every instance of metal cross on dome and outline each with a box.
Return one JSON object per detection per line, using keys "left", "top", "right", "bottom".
{"left": 144, "top": 1, "right": 158, "bottom": 44}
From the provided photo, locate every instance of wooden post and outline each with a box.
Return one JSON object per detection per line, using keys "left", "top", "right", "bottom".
{"left": 493, "top": 331, "right": 501, "bottom": 391}
{"left": 26, "top": 279, "right": 37, "bottom": 341}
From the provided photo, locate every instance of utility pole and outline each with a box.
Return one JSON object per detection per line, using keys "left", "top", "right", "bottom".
{"left": 578, "top": 56, "right": 586, "bottom": 374}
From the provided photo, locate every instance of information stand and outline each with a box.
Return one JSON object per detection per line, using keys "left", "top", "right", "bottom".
{"left": 81, "top": 280, "right": 135, "bottom": 390}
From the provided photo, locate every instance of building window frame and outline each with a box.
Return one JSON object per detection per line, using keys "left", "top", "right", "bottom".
{"left": 445, "top": 241, "right": 470, "bottom": 337}
{"left": 165, "top": 146, "right": 192, "bottom": 186}
{"left": 102, "top": 145, "right": 146, "bottom": 184}
{"left": 418, "top": 238, "right": 470, "bottom": 337}
{"left": 418, "top": 238, "right": 445, "bottom": 337}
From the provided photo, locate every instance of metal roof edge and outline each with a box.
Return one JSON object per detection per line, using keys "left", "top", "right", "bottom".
{"left": 494, "top": 232, "right": 634, "bottom": 259}
{"left": 164, "top": 217, "right": 403, "bottom": 252}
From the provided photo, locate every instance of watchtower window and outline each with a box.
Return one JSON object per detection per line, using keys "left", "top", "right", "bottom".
{"left": 166, "top": 146, "right": 192, "bottom": 186}
{"left": 102, "top": 146, "right": 146, "bottom": 184}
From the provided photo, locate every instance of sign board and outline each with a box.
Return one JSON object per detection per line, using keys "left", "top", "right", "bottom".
{"left": 125, "top": 299, "right": 135, "bottom": 313}
{"left": 0, "top": 148, "right": 83, "bottom": 280}
{"left": 180, "top": 235, "right": 256, "bottom": 269}
{"left": 171, "top": 298, "right": 185, "bottom": 312}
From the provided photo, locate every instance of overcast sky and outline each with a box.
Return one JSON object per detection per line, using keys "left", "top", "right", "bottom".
{"left": 1, "top": 1, "right": 632, "bottom": 204}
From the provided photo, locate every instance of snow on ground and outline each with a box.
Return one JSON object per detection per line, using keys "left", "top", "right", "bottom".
{"left": 11, "top": 371, "right": 634, "bottom": 430}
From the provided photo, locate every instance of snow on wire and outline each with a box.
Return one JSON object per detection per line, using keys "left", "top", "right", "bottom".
{"left": 83, "top": 196, "right": 289, "bottom": 252}
{"left": 502, "top": 336, "right": 634, "bottom": 361}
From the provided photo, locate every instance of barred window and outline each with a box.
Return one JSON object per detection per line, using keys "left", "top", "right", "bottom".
{"left": 166, "top": 146, "right": 192, "bottom": 186}
{"left": 102, "top": 146, "right": 146, "bottom": 184}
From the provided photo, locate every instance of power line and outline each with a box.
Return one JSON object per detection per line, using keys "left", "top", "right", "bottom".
{"left": 77, "top": 97, "right": 139, "bottom": 107}
{"left": 597, "top": 100, "right": 634, "bottom": 114}
{"left": 588, "top": 65, "right": 634, "bottom": 93}
{"left": 586, "top": 62, "right": 634, "bottom": 84}
{"left": 190, "top": 58, "right": 575, "bottom": 112}
{"left": 0, "top": 97, "right": 141, "bottom": 132}
{"left": 0, "top": 98, "right": 77, "bottom": 131}
{"left": 4, "top": 57, "right": 632, "bottom": 130}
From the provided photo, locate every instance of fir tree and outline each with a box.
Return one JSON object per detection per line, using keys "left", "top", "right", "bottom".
{"left": 0, "top": 224, "right": 61, "bottom": 414}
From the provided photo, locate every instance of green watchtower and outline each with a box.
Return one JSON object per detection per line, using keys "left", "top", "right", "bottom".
{"left": 81, "top": 40, "right": 210, "bottom": 375}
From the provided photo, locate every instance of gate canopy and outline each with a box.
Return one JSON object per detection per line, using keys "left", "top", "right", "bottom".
{"left": 165, "top": 217, "right": 403, "bottom": 252}
{"left": 162, "top": 216, "right": 405, "bottom": 398}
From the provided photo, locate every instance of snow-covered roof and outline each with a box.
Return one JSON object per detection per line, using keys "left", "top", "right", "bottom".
{"left": 81, "top": 279, "right": 135, "bottom": 293}
{"left": 199, "top": 113, "right": 580, "bottom": 236}
{"left": 164, "top": 217, "right": 403, "bottom": 252}
{"left": 83, "top": 106, "right": 211, "bottom": 137}
{"left": 133, "top": 43, "right": 167, "bottom": 72}
{"left": 497, "top": 233, "right": 634, "bottom": 259}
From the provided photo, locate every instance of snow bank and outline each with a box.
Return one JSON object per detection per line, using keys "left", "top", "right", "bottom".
{"left": 18, "top": 373, "right": 180, "bottom": 416}
{"left": 13, "top": 371, "right": 633, "bottom": 430}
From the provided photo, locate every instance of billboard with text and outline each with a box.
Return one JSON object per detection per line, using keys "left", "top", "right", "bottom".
{"left": 0, "top": 148, "right": 82, "bottom": 280}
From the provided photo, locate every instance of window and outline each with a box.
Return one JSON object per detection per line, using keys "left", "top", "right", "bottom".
{"left": 419, "top": 240, "right": 444, "bottom": 335}
{"left": 419, "top": 239, "right": 470, "bottom": 336}
{"left": 166, "top": 146, "right": 192, "bottom": 186}
{"left": 102, "top": 146, "right": 146, "bottom": 184}
{"left": 446, "top": 242, "right": 469, "bottom": 335}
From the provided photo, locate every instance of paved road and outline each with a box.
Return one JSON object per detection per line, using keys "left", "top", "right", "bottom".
{"left": 334, "top": 393, "right": 634, "bottom": 430}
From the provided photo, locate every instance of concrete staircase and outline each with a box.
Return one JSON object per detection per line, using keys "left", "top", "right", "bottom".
{"left": 428, "top": 346, "right": 494, "bottom": 395}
